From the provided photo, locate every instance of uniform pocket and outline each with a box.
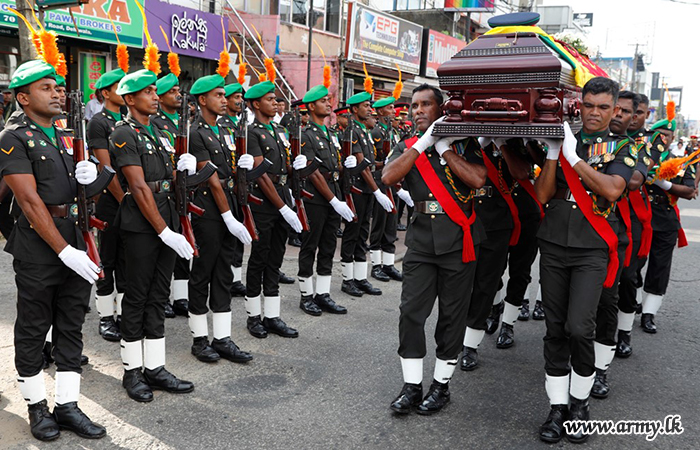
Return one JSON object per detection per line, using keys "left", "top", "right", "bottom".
{"left": 30, "top": 151, "right": 56, "bottom": 180}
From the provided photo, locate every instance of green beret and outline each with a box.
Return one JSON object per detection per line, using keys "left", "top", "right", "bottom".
{"left": 372, "top": 96, "right": 395, "bottom": 108}
{"left": 650, "top": 118, "right": 677, "bottom": 132}
{"left": 116, "top": 69, "right": 158, "bottom": 96}
{"left": 346, "top": 91, "right": 372, "bottom": 106}
{"left": 224, "top": 83, "right": 243, "bottom": 97}
{"left": 302, "top": 85, "right": 328, "bottom": 104}
{"left": 9, "top": 60, "right": 56, "bottom": 89}
{"left": 95, "top": 69, "right": 126, "bottom": 91}
{"left": 56, "top": 75, "right": 66, "bottom": 87}
{"left": 156, "top": 73, "right": 179, "bottom": 96}
{"left": 190, "top": 74, "right": 225, "bottom": 96}
{"left": 244, "top": 81, "right": 275, "bottom": 100}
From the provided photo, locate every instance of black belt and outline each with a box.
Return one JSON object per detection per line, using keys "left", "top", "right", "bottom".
{"left": 321, "top": 171, "right": 340, "bottom": 182}
{"left": 268, "top": 174, "right": 289, "bottom": 185}
{"left": 649, "top": 194, "right": 668, "bottom": 205}
{"left": 199, "top": 178, "right": 236, "bottom": 191}
{"left": 552, "top": 188, "right": 617, "bottom": 212}
{"left": 145, "top": 180, "right": 173, "bottom": 193}
{"left": 46, "top": 203, "right": 79, "bottom": 219}
{"left": 473, "top": 186, "right": 493, "bottom": 198}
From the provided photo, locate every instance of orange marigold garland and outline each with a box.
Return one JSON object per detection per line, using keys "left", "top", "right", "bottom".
{"left": 657, "top": 148, "right": 700, "bottom": 180}
{"left": 135, "top": 0, "right": 161, "bottom": 75}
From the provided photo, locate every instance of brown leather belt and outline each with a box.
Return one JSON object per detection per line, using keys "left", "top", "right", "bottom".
{"left": 145, "top": 180, "right": 173, "bottom": 193}
{"left": 46, "top": 203, "right": 78, "bottom": 219}
{"left": 268, "top": 174, "right": 289, "bottom": 185}
{"left": 321, "top": 171, "right": 340, "bottom": 182}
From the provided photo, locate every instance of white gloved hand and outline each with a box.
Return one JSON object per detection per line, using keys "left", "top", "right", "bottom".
{"left": 397, "top": 188, "right": 414, "bottom": 207}
{"left": 411, "top": 119, "right": 442, "bottom": 154}
{"left": 478, "top": 137, "right": 493, "bottom": 149}
{"left": 540, "top": 138, "right": 563, "bottom": 160}
{"left": 653, "top": 179, "right": 673, "bottom": 191}
{"left": 279, "top": 204, "right": 303, "bottom": 233}
{"left": 177, "top": 153, "right": 197, "bottom": 175}
{"left": 222, "top": 211, "right": 252, "bottom": 244}
{"left": 158, "top": 226, "right": 194, "bottom": 260}
{"left": 237, "top": 154, "right": 254, "bottom": 171}
{"left": 493, "top": 137, "right": 508, "bottom": 149}
{"left": 435, "top": 137, "right": 458, "bottom": 156}
{"left": 292, "top": 154, "right": 307, "bottom": 171}
{"left": 373, "top": 189, "right": 394, "bottom": 212}
{"left": 329, "top": 197, "right": 355, "bottom": 222}
{"left": 561, "top": 122, "right": 581, "bottom": 166}
{"left": 344, "top": 155, "right": 357, "bottom": 169}
{"left": 75, "top": 160, "right": 97, "bottom": 186}
{"left": 58, "top": 245, "right": 100, "bottom": 284}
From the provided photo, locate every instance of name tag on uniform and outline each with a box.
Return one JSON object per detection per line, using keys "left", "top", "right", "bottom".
{"left": 159, "top": 137, "right": 175, "bottom": 153}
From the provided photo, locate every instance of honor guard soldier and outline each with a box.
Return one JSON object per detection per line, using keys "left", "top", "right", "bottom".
{"left": 52, "top": 76, "right": 68, "bottom": 129}
{"left": 339, "top": 82, "right": 394, "bottom": 297}
{"left": 186, "top": 73, "right": 254, "bottom": 363}
{"left": 243, "top": 77, "right": 305, "bottom": 339}
{"left": 331, "top": 105, "right": 349, "bottom": 134}
{"left": 219, "top": 82, "right": 248, "bottom": 297}
{"left": 151, "top": 72, "right": 190, "bottom": 318}
{"left": 110, "top": 68, "right": 195, "bottom": 402}
{"left": 0, "top": 60, "right": 106, "bottom": 441}
{"left": 534, "top": 78, "right": 637, "bottom": 444}
{"left": 296, "top": 83, "right": 354, "bottom": 316}
{"left": 382, "top": 84, "right": 487, "bottom": 415}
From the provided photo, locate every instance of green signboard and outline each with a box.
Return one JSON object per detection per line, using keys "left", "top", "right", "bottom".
{"left": 0, "top": 0, "right": 144, "bottom": 47}
{"left": 80, "top": 52, "right": 106, "bottom": 103}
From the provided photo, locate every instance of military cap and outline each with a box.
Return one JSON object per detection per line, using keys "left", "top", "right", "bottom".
{"left": 346, "top": 91, "right": 372, "bottom": 106}
{"left": 116, "top": 69, "right": 158, "bottom": 96}
{"left": 650, "top": 118, "right": 677, "bottom": 132}
{"left": 302, "top": 85, "right": 329, "bottom": 104}
{"left": 95, "top": 69, "right": 126, "bottom": 91}
{"left": 372, "top": 96, "right": 395, "bottom": 108}
{"left": 224, "top": 83, "right": 243, "bottom": 97}
{"left": 190, "top": 74, "right": 225, "bottom": 96}
{"left": 244, "top": 81, "right": 275, "bottom": 100}
{"left": 300, "top": 105, "right": 309, "bottom": 114}
{"left": 9, "top": 60, "right": 56, "bottom": 89}
{"left": 334, "top": 105, "right": 350, "bottom": 115}
{"left": 156, "top": 73, "right": 179, "bottom": 96}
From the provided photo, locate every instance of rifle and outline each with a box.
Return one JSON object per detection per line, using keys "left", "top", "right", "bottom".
{"left": 68, "top": 91, "right": 116, "bottom": 278}
{"left": 288, "top": 100, "right": 319, "bottom": 231}
{"left": 234, "top": 106, "right": 270, "bottom": 240}
{"left": 175, "top": 93, "right": 217, "bottom": 257}
{"left": 381, "top": 116, "right": 397, "bottom": 214}
{"left": 340, "top": 118, "right": 370, "bottom": 221}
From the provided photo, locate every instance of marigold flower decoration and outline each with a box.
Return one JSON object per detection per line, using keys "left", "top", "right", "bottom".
{"left": 109, "top": 14, "right": 130, "bottom": 73}
{"left": 216, "top": 17, "right": 230, "bottom": 79}
{"left": 135, "top": 0, "right": 160, "bottom": 75}
{"left": 657, "top": 148, "right": 700, "bottom": 180}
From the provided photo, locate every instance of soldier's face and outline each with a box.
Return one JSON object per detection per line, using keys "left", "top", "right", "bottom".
{"left": 104, "top": 83, "right": 125, "bottom": 107}
{"left": 18, "top": 78, "right": 61, "bottom": 118}
{"left": 254, "top": 93, "right": 276, "bottom": 118}
{"left": 126, "top": 85, "right": 159, "bottom": 116}
{"left": 161, "top": 86, "right": 182, "bottom": 111}
{"left": 659, "top": 129, "right": 674, "bottom": 148}
{"left": 227, "top": 93, "right": 243, "bottom": 113}
{"left": 353, "top": 101, "right": 371, "bottom": 120}
{"left": 2, "top": 91, "right": 11, "bottom": 103}
{"left": 200, "top": 88, "right": 227, "bottom": 116}
{"left": 365, "top": 116, "right": 376, "bottom": 129}
{"left": 56, "top": 86, "right": 66, "bottom": 108}
{"left": 581, "top": 92, "right": 618, "bottom": 134}
{"left": 378, "top": 104, "right": 395, "bottom": 118}
{"left": 411, "top": 90, "right": 440, "bottom": 133}
{"left": 309, "top": 95, "right": 331, "bottom": 118}
{"left": 630, "top": 101, "right": 650, "bottom": 131}
{"left": 610, "top": 98, "right": 634, "bottom": 135}
{"left": 337, "top": 115, "right": 348, "bottom": 128}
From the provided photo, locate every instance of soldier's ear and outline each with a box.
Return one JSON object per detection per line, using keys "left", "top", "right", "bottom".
{"left": 16, "top": 91, "right": 30, "bottom": 107}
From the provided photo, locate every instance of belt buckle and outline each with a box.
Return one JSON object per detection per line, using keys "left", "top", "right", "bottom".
{"left": 279, "top": 174, "right": 288, "bottom": 185}
{"left": 475, "top": 187, "right": 490, "bottom": 198}
{"left": 161, "top": 180, "right": 171, "bottom": 192}
{"left": 68, "top": 203, "right": 79, "bottom": 219}
{"left": 426, "top": 201, "right": 441, "bottom": 214}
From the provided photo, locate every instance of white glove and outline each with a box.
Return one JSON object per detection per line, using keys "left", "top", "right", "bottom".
{"left": 177, "top": 153, "right": 197, "bottom": 175}
{"left": 493, "top": 137, "right": 508, "bottom": 149}
{"left": 397, "top": 188, "right": 414, "bottom": 207}
{"left": 75, "top": 161, "right": 97, "bottom": 186}
{"left": 653, "top": 179, "right": 673, "bottom": 191}
{"left": 237, "top": 154, "right": 254, "bottom": 171}
{"left": 158, "top": 226, "right": 194, "bottom": 260}
{"left": 478, "top": 137, "right": 493, "bottom": 149}
{"left": 58, "top": 245, "right": 100, "bottom": 284}
{"left": 561, "top": 122, "right": 581, "bottom": 166}
{"left": 373, "top": 189, "right": 394, "bottom": 212}
{"left": 292, "top": 154, "right": 307, "bottom": 171}
{"left": 540, "top": 138, "right": 563, "bottom": 160}
{"left": 279, "top": 204, "right": 303, "bottom": 233}
{"left": 411, "top": 119, "right": 442, "bottom": 154}
{"left": 344, "top": 155, "right": 357, "bottom": 169}
{"left": 222, "top": 211, "right": 252, "bottom": 244}
{"left": 435, "top": 137, "right": 458, "bottom": 156}
{"left": 329, "top": 197, "right": 355, "bottom": 222}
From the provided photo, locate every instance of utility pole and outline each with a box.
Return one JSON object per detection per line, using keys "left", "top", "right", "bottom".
{"left": 16, "top": 0, "right": 40, "bottom": 61}
{"left": 306, "top": 0, "right": 314, "bottom": 91}
{"left": 631, "top": 43, "right": 639, "bottom": 93}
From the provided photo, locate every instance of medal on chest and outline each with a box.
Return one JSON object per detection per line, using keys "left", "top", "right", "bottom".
{"left": 277, "top": 131, "right": 290, "bottom": 148}
{"left": 159, "top": 137, "right": 175, "bottom": 154}
{"left": 586, "top": 141, "right": 616, "bottom": 165}
{"left": 59, "top": 136, "right": 74, "bottom": 155}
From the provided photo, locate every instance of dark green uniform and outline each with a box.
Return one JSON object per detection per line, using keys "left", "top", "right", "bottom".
{"left": 368, "top": 122, "right": 398, "bottom": 265}
{"left": 217, "top": 114, "right": 245, "bottom": 275}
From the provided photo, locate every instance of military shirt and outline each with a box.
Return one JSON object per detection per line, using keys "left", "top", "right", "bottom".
{"left": 647, "top": 154, "right": 696, "bottom": 232}
{"left": 387, "top": 136, "right": 485, "bottom": 256}
{"left": 0, "top": 111, "right": 85, "bottom": 264}
{"left": 301, "top": 121, "right": 342, "bottom": 205}
{"left": 110, "top": 114, "right": 178, "bottom": 234}
{"left": 151, "top": 109, "right": 179, "bottom": 145}
{"left": 537, "top": 130, "right": 636, "bottom": 249}
{"left": 247, "top": 118, "right": 292, "bottom": 214}
{"left": 88, "top": 107, "right": 125, "bottom": 219}
{"left": 629, "top": 128, "right": 664, "bottom": 173}
{"left": 217, "top": 114, "right": 239, "bottom": 130}
{"left": 349, "top": 120, "right": 376, "bottom": 194}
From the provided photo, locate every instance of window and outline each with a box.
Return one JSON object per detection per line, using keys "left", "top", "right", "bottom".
{"left": 280, "top": 0, "right": 341, "bottom": 35}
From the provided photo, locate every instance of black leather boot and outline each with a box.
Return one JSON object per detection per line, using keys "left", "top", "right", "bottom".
{"left": 262, "top": 317, "right": 299, "bottom": 338}
{"left": 371, "top": 265, "right": 390, "bottom": 282}
{"left": 390, "top": 383, "right": 423, "bottom": 414}
{"left": 300, "top": 295, "right": 322, "bottom": 316}
{"left": 98, "top": 317, "right": 121, "bottom": 342}
{"left": 28, "top": 400, "right": 60, "bottom": 441}
{"left": 591, "top": 368, "right": 610, "bottom": 399}
{"left": 247, "top": 315, "right": 268, "bottom": 339}
{"left": 616, "top": 331, "right": 632, "bottom": 358}
{"left": 278, "top": 271, "right": 295, "bottom": 284}
{"left": 566, "top": 396, "right": 591, "bottom": 443}
{"left": 641, "top": 313, "right": 657, "bottom": 333}
{"left": 80, "top": 355, "right": 89, "bottom": 366}
{"left": 460, "top": 346, "right": 478, "bottom": 371}
{"left": 539, "top": 404, "right": 568, "bottom": 443}
{"left": 354, "top": 279, "right": 382, "bottom": 295}
{"left": 341, "top": 280, "right": 364, "bottom": 297}
{"left": 191, "top": 337, "right": 220, "bottom": 363}
{"left": 122, "top": 368, "right": 153, "bottom": 402}
{"left": 212, "top": 337, "right": 253, "bottom": 363}
{"left": 164, "top": 302, "right": 176, "bottom": 319}
{"left": 496, "top": 323, "right": 514, "bottom": 349}
{"left": 518, "top": 299, "right": 530, "bottom": 321}
{"left": 383, "top": 265, "right": 403, "bottom": 281}
{"left": 143, "top": 367, "right": 194, "bottom": 394}
{"left": 532, "top": 300, "right": 545, "bottom": 320}
{"left": 172, "top": 299, "right": 189, "bottom": 317}
{"left": 313, "top": 293, "right": 347, "bottom": 314}
{"left": 485, "top": 301, "right": 504, "bottom": 334}
{"left": 416, "top": 381, "right": 450, "bottom": 415}
{"left": 230, "top": 280, "right": 247, "bottom": 297}
{"left": 53, "top": 402, "right": 106, "bottom": 439}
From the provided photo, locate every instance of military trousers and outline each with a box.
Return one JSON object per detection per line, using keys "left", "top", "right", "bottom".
{"left": 95, "top": 193, "right": 126, "bottom": 296}
{"left": 643, "top": 229, "right": 678, "bottom": 296}
{"left": 503, "top": 214, "right": 540, "bottom": 307}
{"left": 595, "top": 228, "right": 629, "bottom": 346}
{"left": 340, "top": 192, "right": 373, "bottom": 263}
{"left": 618, "top": 218, "right": 644, "bottom": 314}
{"left": 246, "top": 211, "right": 287, "bottom": 297}
{"left": 369, "top": 185, "right": 398, "bottom": 254}
{"left": 298, "top": 202, "right": 340, "bottom": 278}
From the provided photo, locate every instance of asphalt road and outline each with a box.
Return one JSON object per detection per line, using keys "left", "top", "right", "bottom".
{"left": 1, "top": 204, "right": 699, "bottom": 450}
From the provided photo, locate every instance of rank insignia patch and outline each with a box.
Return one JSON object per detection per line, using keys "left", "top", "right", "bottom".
{"left": 115, "top": 142, "right": 127, "bottom": 149}
{"left": 1, "top": 146, "right": 14, "bottom": 155}
{"left": 25, "top": 131, "right": 33, "bottom": 137}
{"left": 28, "top": 140, "right": 35, "bottom": 148}
{"left": 624, "top": 156, "right": 636, "bottom": 167}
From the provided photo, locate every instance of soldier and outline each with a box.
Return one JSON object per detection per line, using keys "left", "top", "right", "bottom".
{"left": 339, "top": 87, "right": 394, "bottom": 297}
{"left": 382, "top": 84, "right": 486, "bottom": 415}
{"left": 151, "top": 73, "right": 190, "bottom": 318}
{"left": 534, "top": 77, "right": 636, "bottom": 443}
{"left": 110, "top": 68, "right": 195, "bottom": 402}
{"left": 331, "top": 105, "right": 349, "bottom": 133}
{"left": 0, "top": 60, "right": 106, "bottom": 440}
{"left": 243, "top": 79, "right": 305, "bottom": 339}
{"left": 52, "top": 76, "right": 68, "bottom": 128}
{"left": 296, "top": 83, "right": 354, "bottom": 316}
{"left": 88, "top": 68, "right": 127, "bottom": 342}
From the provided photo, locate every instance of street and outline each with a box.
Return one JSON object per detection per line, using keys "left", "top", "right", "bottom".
{"left": 1, "top": 203, "right": 699, "bottom": 450}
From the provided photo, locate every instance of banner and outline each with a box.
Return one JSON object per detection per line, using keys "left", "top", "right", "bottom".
{"left": 80, "top": 52, "right": 107, "bottom": 103}
{"left": 0, "top": 0, "right": 144, "bottom": 47}
{"left": 444, "top": 0, "right": 495, "bottom": 12}
{"left": 423, "top": 30, "right": 465, "bottom": 78}
{"left": 145, "top": 0, "right": 228, "bottom": 61}
{"left": 346, "top": 2, "right": 422, "bottom": 75}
